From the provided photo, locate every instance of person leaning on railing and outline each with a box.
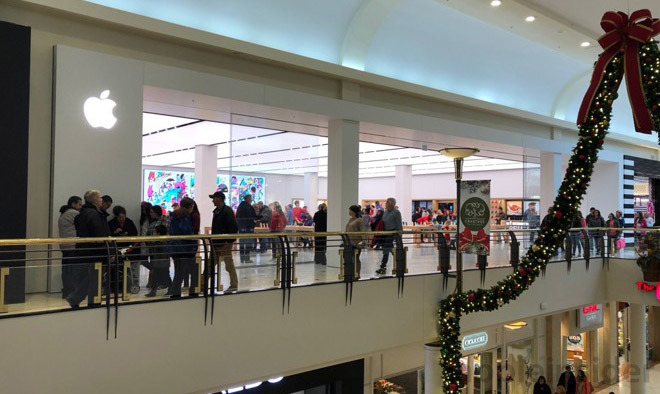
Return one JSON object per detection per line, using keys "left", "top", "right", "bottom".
{"left": 346, "top": 205, "right": 367, "bottom": 276}
{"left": 313, "top": 203, "right": 327, "bottom": 265}
{"left": 210, "top": 191, "right": 239, "bottom": 292}
{"left": 58, "top": 195, "right": 82, "bottom": 299}
{"left": 67, "top": 190, "right": 112, "bottom": 308}
{"left": 166, "top": 197, "right": 198, "bottom": 298}
{"left": 376, "top": 198, "right": 402, "bottom": 276}
{"left": 570, "top": 211, "right": 585, "bottom": 257}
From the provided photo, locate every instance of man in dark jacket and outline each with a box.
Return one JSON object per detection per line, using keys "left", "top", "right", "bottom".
{"left": 236, "top": 194, "right": 259, "bottom": 263}
{"left": 210, "top": 192, "right": 239, "bottom": 292}
{"left": 167, "top": 197, "right": 197, "bottom": 298}
{"left": 67, "top": 190, "right": 111, "bottom": 308}
{"left": 557, "top": 365, "right": 577, "bottom": 394}
{"left": 256, "top": 202, "right": 272, "bottom": 253}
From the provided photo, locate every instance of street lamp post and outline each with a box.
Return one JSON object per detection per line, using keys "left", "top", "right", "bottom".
{"left": 440, "top": 148, "right": 480, "bottom": 294}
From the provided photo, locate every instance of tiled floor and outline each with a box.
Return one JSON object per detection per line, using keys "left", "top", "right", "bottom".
{"left": 594, "top": 363, "right": 660, "bottom": 393}
{"left": 4, "top": 239, "right": 635, "bottom": 316}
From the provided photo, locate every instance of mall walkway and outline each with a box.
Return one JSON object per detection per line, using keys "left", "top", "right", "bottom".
{"left": 595, "top": 363, "right": 660, "bottom": 393}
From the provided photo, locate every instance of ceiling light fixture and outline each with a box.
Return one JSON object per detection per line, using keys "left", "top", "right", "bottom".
{"left": 581, "top": 41, "right": 591, "bottom": 47}
{"left": 504, "top": 321, "right": 528, "bottom": 330}
{"left": 525, "top": 16, "right": 535, "bottom": 22}
{"left": 490, "top": 0, "right": 501, "bottom": 6}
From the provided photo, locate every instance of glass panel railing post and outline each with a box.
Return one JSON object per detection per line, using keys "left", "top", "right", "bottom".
{"left": 338, "top": 248, "right": 345, "bottom": 280}
{"left": 122, "top": 258, "right": 130, "bottom": 301}
{"left": 292, "top": 251, "right": 298, "bottom": 285}
{"left": 0, "top": 266, "right": 8, "bottom": 313}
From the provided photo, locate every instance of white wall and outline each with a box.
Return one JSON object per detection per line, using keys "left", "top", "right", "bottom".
{"left": 581, "top": 160, "right": 624, "bottom": 216}
{"left": 0, "top": 259, "right": 620, "bottom": 394}
{"left": 49, "top": 46, "right": 144, "bottom": 293}
{"left": 359, "top": 169, "right": 525, "bottom": 202}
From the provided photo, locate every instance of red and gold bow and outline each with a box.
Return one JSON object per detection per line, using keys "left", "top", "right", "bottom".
{"left": 458, "top": 228, "right": 489, "bottom": 250}
{"left": 577, "top": 9, "right": 660, "bottom": 134}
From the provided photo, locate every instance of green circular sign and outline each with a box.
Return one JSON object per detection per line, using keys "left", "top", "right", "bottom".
{"left": 460, "top": 197, "right": 489, "bottom": 231}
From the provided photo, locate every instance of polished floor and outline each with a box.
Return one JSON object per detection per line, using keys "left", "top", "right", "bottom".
{"left": 4, "top": 238, "right": 636, "bottom": 316}
{"left": 595, "top": 363, "right": 660, "bottom": 393}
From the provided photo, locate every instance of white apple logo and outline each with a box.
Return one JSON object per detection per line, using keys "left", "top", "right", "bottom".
{"left": 84, "top": 90, "right": 117, "bottom": 129}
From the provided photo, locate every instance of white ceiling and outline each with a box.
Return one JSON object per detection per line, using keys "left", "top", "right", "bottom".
{"left": 87, "top": 0, "right": 660, "bottom": 143}
{"left": 143, "top": 113, "right": 536, "bottom": 178}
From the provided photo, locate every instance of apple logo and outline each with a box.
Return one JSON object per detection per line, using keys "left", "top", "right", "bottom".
{"left": 83, "top": 90, "right": 117, "bottom": 129}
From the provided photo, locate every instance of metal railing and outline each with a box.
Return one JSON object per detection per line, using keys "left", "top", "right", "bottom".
{"left": 0, "top": 227, "right": 649, "bottom": 323}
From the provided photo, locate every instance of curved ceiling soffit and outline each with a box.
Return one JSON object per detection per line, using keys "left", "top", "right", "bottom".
{"left": 551, "top": 70, "right": 591, "bottom": 122}
{"left": 340, "top": 0, "right": 405, "bottom": 71}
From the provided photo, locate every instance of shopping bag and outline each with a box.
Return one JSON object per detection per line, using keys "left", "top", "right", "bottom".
{"left": 616, "top": 239, "right": 626, "bottom": 249}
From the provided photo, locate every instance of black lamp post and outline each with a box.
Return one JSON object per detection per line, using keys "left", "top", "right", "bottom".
{"left": 440, "top": 148, "right": 480, "bottom": 294}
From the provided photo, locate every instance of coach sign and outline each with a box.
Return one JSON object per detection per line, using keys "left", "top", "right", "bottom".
{"left": 462, "top": 332, "right": 489, "bottom": 351}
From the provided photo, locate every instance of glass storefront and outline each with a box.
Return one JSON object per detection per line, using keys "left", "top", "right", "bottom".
{"left": 506, "top": 339, "right": 534, "bottom": 394}
{"left": 460, "top": 348, "right": 503, "bottom": 394}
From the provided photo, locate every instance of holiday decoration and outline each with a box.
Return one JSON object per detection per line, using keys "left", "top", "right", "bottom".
{"left": 437, "top": 10, "right": 660, "bottom": 393}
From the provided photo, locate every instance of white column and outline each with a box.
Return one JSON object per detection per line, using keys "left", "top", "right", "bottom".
{"left": 630, "top": 303, "right": 647, "bottom": 394}
{"left": 540, "top": 152, "right": 562, "bottom": 213}
{"left": 195, "top": 145, "right": 217, "bottom": 233}
{"left": 601, "top": 302, "right": 619, "bottom": 385}
{"left": 304, "top": 172, "right": 319, "bottom": 212}
{"left": 424, "top": 343, "right": 443, "bottom": 394}
{"left": 395, "top": 165, "right": 413, "bottom": 224}
{"left": 327, "top": 119, "right": 360, "bottom": 232}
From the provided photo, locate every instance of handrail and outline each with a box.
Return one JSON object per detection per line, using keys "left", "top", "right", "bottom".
{"left": 0, "top": 227, "right": 651, "bottom": 246}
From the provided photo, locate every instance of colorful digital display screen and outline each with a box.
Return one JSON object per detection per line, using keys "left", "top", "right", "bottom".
{"left": 143, "top": 170, "right": 266, "bottom": 211}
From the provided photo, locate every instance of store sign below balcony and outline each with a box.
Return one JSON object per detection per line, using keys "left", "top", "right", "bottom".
{"left": 636, "top": 281, "right": 660, "bottom": 301}
{"left": 578, "top": 304, "right": 603, "bottom": 329}
{"left": 462, "top": 332, "right": 489, "bottom": 351}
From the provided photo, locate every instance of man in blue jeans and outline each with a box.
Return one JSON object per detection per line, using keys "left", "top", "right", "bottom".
{"left": 376, "top": 198, "right": 403, "bottom": 275}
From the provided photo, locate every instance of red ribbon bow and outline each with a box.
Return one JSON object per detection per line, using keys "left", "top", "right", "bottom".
{"left": 577, "top": 9, "right": 660, "bottom": 134}
{"left": 459, "top": 228, "right": 489, "bottom": 251}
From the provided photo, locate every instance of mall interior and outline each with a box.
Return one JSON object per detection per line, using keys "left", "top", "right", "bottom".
{"left": 1, "top": 1, "right": 660, "bottom": 393}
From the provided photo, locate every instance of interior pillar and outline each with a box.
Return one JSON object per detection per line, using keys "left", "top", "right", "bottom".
{"left": 304, "top": 172, "right": 319, "bottom": 213}
{"left": 327, "top": 119, "right": 359, "bottom": 232}
{"left": 195, "top": 145, "right": 218, "bottom": 233}
{"left": 601, "top": 302, "right": 619, "bottom": 385}
{"left": 424, "top": 343, "right": 443, "bottom": 394}
{"left": 540, "top": 152, "right": 562, "bottom": 214}
{"left": 395, "top": 165, "right": 413, "bottom": 224}
{"left": 629, "top": 303, "right": 647, "bottom": 394}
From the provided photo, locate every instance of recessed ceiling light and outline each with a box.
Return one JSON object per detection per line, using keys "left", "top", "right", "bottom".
{"left": 581, "top": 41, "right": 591, "bottom": 47}
{"left": 490, "top": 0, "right": 501, "bottom": 6}
{"left": 525, "top": 16, "right": 535, "bottom": 22}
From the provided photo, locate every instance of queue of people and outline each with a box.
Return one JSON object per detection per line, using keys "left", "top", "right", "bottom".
{"left": 57, "top": 191, "right": 408, "bottom": 306}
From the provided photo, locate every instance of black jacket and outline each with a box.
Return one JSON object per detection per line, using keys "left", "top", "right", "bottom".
{"left": 75, "top": 203, "right": 111, "bottom": 258}
{"left": 533, "top": 382, "right": 552, "bottom": 394}
{"left": 558, "top": 371, "right": 577, "bottom": 394}
{"left": 212, "top": 204, "right": 238, "bottom": 245}
{"left": 108, "top": 216, "right": 139, "bottom": 251}
{"left": 236, "top": 201, "right": 258, "bottom": 231}
{"left": 313, "top": 210, "right": 327, "bottom": 232}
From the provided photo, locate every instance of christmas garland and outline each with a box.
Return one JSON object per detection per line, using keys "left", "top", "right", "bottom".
{"left": 437, "top": 29, "right": 660, "bottom": 394}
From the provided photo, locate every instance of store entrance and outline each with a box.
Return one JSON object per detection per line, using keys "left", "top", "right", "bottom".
{"left": 461, "top": 348, "right": 503, "bottom": 394}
